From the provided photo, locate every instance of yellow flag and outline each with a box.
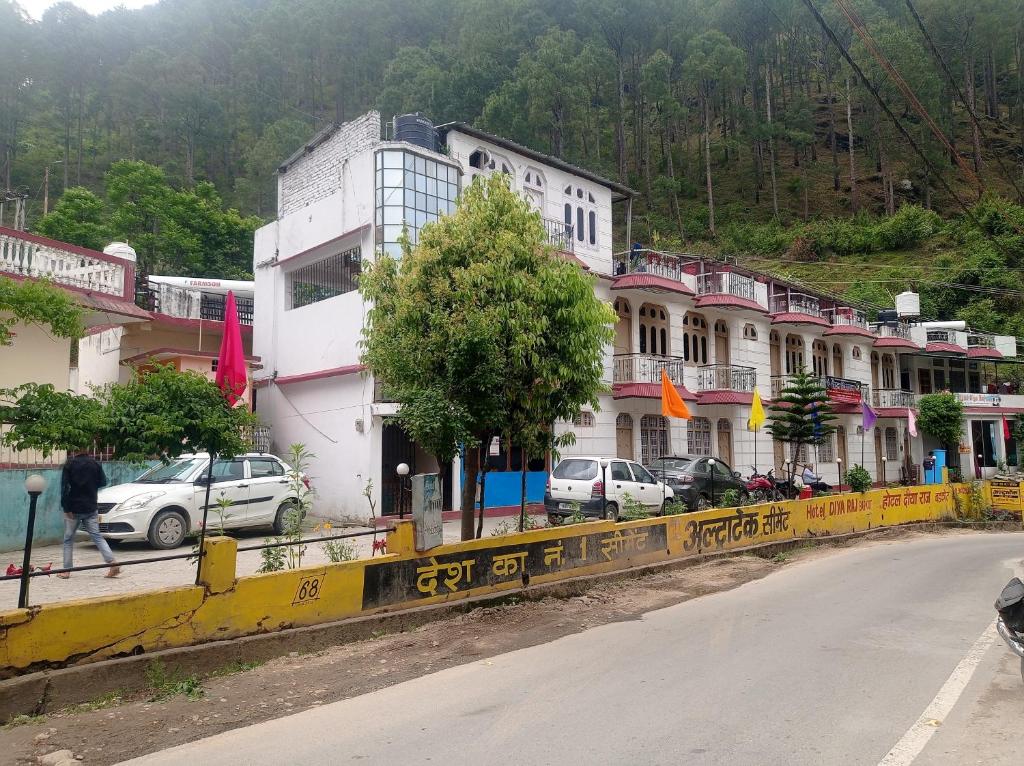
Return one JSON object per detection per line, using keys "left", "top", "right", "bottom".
{"left": 661, "top": 369, "right": 692, "bottom": 419}
{"left": 747, "top": 386, "right": 765, "bottom": 431}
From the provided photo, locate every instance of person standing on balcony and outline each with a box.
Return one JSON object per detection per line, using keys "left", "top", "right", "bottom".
{"left": 59, "top": 451, "right": 120, "bottom": 579}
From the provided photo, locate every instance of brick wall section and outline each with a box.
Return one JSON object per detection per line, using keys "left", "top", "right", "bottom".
{"left": 277, "top": 111, "right": 381, "bottom": 217}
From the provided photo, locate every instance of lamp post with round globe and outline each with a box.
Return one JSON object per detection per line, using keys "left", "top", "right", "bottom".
{"left": 396, "top": 463, "right": 410, "bottom": 519}
{"left": 18, "top": 474, "right": 46, "bottom": 609}
{"left": 708, "top": 458, "right": 717, "bottom": 507}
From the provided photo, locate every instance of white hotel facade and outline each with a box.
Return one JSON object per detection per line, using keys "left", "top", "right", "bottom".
{"left": 252, "top": 110, "right": 1022, "bottom": 520}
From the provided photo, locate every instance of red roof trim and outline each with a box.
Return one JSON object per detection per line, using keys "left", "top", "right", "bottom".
{"left": 925, "top": 342, "right": 967, "bottom": 355}
{"left": 770, "top": 312, "right": 831, "bottom": 328}
{"left": 611, "top": 382, "right": 697, "bottom": 401}
{"left": 0, "top": 225, "right": 133, "bottom": 267}
{"left": 697, "top": 390, "right": 753, "bottom": 405}
{"left": 149, "top": 313, "right": 254, "bottom": 336}
{"left": 611, "top": 273, "right": 694, "bottom": 295}
{"left": 275, "top": 224, "right": 371, "bottom": 268}
{"left": 0, "top": 271, "right": 138, "bottom": 308}
{"left": 122, "top": 347, "right": 261, "bottom": 365}
{"left": 274, "top": 364, "right": 366, "bottom": 386}
{"left": 823, "top": 325, "right": 876, "bottom": 339}
{"left": 964, "top": 406, "right": 1024, "bottom": 414}
{"left": 557, "top": 250, "right": 590, "bottom": 271}
{"left": 967, "top": 347, "right": 1003, "bottom": 359}
{"left": 875, "top": 408, "right": 913, "bottom": 418}
{"left": 694, "top": 294, "right": 769, "bottom": 314}
{"left": 873, "top": 337, "right": 920, "bottom": 350}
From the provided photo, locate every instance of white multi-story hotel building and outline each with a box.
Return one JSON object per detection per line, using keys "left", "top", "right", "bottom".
{"left": 251, "top": 110, "right": 1021, "bottom": 521}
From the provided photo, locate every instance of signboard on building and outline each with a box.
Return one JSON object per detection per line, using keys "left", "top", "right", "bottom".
{"left": 411, "top": 473, "right": 443, "bottom": 551}
{"left": 991, "top": 479, "right": 1024, "bottom": 514}
{"left": 825, "top": 376, "right": 863, "bottom": 404}
{"left": 957, "top": 393, "right": 1002, "bottom": 407}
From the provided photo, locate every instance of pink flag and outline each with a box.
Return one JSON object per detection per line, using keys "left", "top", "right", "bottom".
{"left": 908, "top": 408, "right": 918, "bottom": 437}
{"left": 215, "top": 291, "right": 247, "bottom": 406}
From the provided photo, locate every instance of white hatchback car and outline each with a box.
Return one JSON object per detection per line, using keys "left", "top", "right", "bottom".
{"left": 543, "top": 456, "right": 673, "bottom": 523}
{"left": 96, "top": 453, "right": 307, "bottom": 549}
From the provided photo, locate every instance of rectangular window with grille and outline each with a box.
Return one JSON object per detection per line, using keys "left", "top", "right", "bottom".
{"left": 286, "top": 247, "right": 361, "bottom": 310}
{"left": 685, "top": 417, "right": 712, "bottom": 456}
{"left": 885, "top": 428, "right": 899, "bottom": 461}
{"left": 816, "top": 434, "right": 835, "bottom": 463}
{"left": 640, "top": 415, "right": 670, "bottom": 465}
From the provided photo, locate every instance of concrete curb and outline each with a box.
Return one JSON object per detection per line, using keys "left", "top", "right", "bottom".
{"left": 2, "top": 520, "right": 1020, "bottom": 722}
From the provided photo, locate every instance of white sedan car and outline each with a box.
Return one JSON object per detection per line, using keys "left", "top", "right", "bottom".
{"left": 96, "top": 453, "right": 307, "bottom": 549}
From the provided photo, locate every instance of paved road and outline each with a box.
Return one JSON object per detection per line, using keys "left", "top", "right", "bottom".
{"left": 123, "top": 534, "right": 1024, "bottom": 766}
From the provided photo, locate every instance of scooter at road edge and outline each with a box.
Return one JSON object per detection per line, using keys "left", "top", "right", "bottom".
{"left": 995, "top": 576, "right": 1024, "bottom": 682}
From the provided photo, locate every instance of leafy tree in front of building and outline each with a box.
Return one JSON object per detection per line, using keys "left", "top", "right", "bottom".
{"left": 917, "top": 392, "right": 965, "bottom": 462}
{"left": 360, "top": 173, "right": 614, "bottom": 541}
{"left": 0, "top": 277, "right": 83, "bottom": 347}
{"left": 766, "top": 368, "right": 836, "bottom": 476}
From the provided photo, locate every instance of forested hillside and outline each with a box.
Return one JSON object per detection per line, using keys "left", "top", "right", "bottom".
{"left": 4, "top": 0, "right": 1024, "bottom": 327}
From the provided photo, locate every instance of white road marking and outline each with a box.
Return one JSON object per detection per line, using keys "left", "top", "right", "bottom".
{"left": 878, "top": 620, "right": 997, "bottom": 766}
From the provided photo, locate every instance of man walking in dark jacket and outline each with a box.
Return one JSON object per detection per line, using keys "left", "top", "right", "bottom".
{"left": 60, "top": 451, "right": 120, "bottom": 578}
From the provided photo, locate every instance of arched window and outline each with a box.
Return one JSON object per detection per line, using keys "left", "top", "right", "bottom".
{"left": 687, "top": 417, "right": 712, "bottom": 456}
{"left": 589, "top": 210, "right": 596, "bottom": 245}
{"left": 852, "top": 346, "right": 862, "bottom": 360}
{"left": 812, "top": 340, "right": 828, "bottom": 377}
{"left": 832, "top": 345, "right": 844, "bottom": 377}
{"left": 640, "top": 415, "right": 669, "bottom": 464}
{"left": 639, "top": 303, "right": 669, "bottom": 356}
{"left": 785, "top": 335, "right": 805, "bottom": 374}
{"left": 684, "top": 313, "right": 709, "bottom": 366}
{"left": 564, "top": 203, "right": 572, "bottom": 228}
{"left": 743, "top": 324, "right": 758, "bottom": 340}
{"left": 576, "top": 207, "right": 584, "bottom": 241}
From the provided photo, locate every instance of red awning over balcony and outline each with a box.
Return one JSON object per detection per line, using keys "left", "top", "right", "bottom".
{"left": 694, "top": 293, "right": 768, "bottom": 314}
{"left": 873, "top": 336, "right": 920, "bottom": 350}
{"left": 823, "top": 324, "right": 876, "bottom": 339}
{"left": 770, "top": 311, "right": 830, "bottom": 328}
{"left": 610, "top": 273, "right": 694, "bottom": 296}
{"left": 696, "top": 390, "right": 753, "bottom": 405}
{"left": 612, "top": 382, "right": 697, "bottom": 401}
{"left": 925, "top": 341, "right": 967, "bottom": 355}
{"left": 967, "top": 347, "right": 1002, "bottom": 359}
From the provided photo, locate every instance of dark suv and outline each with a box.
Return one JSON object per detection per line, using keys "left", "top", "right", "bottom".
{"left": 645, "top": 455, "right": 747, "bottom": 510}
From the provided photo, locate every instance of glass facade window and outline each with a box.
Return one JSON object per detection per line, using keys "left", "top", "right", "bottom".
{"left": 375, "top": 149, "right": 460, "bottom": 258}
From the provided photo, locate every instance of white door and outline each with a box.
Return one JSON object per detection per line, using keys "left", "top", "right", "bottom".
{"left": 246, "top": 456, "right": 291, "bottom": 523}
{"left": 628, "top": 461, "right": 664, "bottom": 509}
{"left": 607, "top": 460, "right": 638, "bottom": 507}
{"left": 195, "top": 458, "right": 250, "bottom": 530}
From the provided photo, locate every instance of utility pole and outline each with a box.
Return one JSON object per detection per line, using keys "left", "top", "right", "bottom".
{"left": 43, "top": 164, "right": 50, "bottom": 216}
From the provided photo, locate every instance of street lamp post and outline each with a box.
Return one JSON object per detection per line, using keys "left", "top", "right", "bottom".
{"left": 708, "top": 458, "right": 717, "bottom": 507}
{"left": 396, "top": 463, "right": 410, "bottom": 519}
{"left": 977, "top": 453, "right": 985, "bottom": 480}
{"left": 18, "top": 474, "right": 46, "bottom": 609}
{"left": 882, "top": 456, "right": 888, "bottom": 486}
{"left": 837, "top": 457, "right": 843, "bottom": 493}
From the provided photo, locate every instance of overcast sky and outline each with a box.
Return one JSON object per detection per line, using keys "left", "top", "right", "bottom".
{"left": 19, "top": 0, "right": 156, "bottom": 19}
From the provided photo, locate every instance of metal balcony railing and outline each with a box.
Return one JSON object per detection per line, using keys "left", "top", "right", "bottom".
{"left": 875, "top": 322, "right": 914, "bottom": 341}
{"left": 543, "top": 218, "right": 573, "bottom": 253}
{"left": 612, "top": 250, "right": 689, "bottom": 283}
{"left": 771, "top": 374, "right": 867, "bottom": 403}
{"left": 612, "top": 353, "right": 686, "bottom": 385}
{"left": 769, "top": 293, "right": 822, "bottom": 317}
{"left": 136, "top": 282, "right": 254, "bottom": 325}
{"left": 966, "top": 333, "right": 994, "bottom": 349}
{"left": 926, "top": 329, "right": 956, "bottom": 344}
{"left": 872, "top": 389, "right": 916, "bottom": 408}
{"left": 697, "top": 364, "right": 756, "bottom": 392}
{"left": 697, "top": 271, "right": 756, "bottom": 301}
{"left": 825, "top": 307, "right": 869, "bottom": 330}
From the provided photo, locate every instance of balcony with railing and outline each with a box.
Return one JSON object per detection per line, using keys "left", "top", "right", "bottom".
{"left": 543, "top": 218, "right": 574, "bottom": 254}
{"left": 695, "top": 271, "right": 768, "bottom": 313}
{"left": 924, "top": 328, "right": 967, "bottom": 355}
{"left": 872, "top": 321, "right": 920, "bottom": 351}
{"left": 611, "top": 353, "right": 696, "bottom": 401}
{"left": 824, "top": 307, "right": 875, "bottom": 338}
{"left": 610, "top": 249, "right": 696, "bottom": 296}
{"left": 872, "top": 389, "right": 916, "bottom": 410}
{"left": 137, "top": 279, "right": 255, "bottom": 326}
{"left": 966, "top": 333, "right": 1003, "bottom": 360}
{"left": 769, "top": 293, "right": 829, "bottom": 327}
{"left": 0, "top": 227, "right": 133, "bottom": 298}
{"left": 696, "top": 363, "right": 756, "bottom": 404}
{"left": 770, "top": 374, "right": 866, "bottom": 409}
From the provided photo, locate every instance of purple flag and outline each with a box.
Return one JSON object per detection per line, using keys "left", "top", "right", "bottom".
{"left": 861, "top": 401, "right": 877, "bottom": 430}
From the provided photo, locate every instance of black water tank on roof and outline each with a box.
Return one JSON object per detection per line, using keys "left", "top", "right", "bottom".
{"left": 394, "top": 113, "right": 438, "bottom": 152}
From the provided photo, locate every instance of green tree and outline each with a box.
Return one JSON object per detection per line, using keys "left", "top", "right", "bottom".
{"left": 360, "top": 174, "right": 614, "bottom": 540}
{"left": 917, "top": 392, "right": 965, "bottom": 458}
{"left": 34, "top": 187, "right": 111, "bottom": 250}
{"left": 0, "top": 277, "right": 83, "bottom": 347}
{"left": 766, "top": 367, "right": 837, "bottom": 471}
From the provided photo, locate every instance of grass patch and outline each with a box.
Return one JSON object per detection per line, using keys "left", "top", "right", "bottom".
{"left": 207, "top": 660, "right": 264, "bottom": 678}
{"left": 145, "top": 661, "right": 204, "bottom": 701}
{"left": 3, "top": 713, "right": 45, "bottom": 729}
{"left": 66, "top": 690, "right": 128, "bottom": 713}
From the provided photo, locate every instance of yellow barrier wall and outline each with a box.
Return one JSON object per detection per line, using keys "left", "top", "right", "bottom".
{"left": 0, "top": 482, "right": 983, "bottom": 675}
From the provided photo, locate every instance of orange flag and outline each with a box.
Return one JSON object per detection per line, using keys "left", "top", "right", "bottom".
{"left": 661, "top": 369, "right": 692, "bottom": 419}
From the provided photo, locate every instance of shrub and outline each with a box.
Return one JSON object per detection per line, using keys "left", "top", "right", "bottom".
{"left": 720, "top": 221, "right": 792, "bottom": 255}
{"left": 785, "top": 235, "right": 820, "bottom": 262}
{"left": 846, "top": 464, "right": 873, "bottom": 493}
{"left": 875, "top": 204, "right": 941, "bottom": 250}
{"left": 812, "top": 217, "right": 878, "bottom": 255}
{"left": 720, "top": 488, "right": 748, "bottom": 507}
{"left": 620, "top": 492, "right": 648, "bottom": 520}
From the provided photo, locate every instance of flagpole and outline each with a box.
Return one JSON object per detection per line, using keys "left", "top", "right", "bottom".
{"left": 195, "top": 455, "right": 215, "bottom": 586}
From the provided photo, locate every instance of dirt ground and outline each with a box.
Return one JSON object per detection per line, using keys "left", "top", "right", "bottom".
{"left": 0, "top": 528, "right": 978, "bottom": 766}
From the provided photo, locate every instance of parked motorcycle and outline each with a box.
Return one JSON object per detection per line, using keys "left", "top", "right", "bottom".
{"left": 995, "top": 577, "right": 1024, "bottom": 682}
{"left": 745, "top": 469, "right": 788, "bottom": 503}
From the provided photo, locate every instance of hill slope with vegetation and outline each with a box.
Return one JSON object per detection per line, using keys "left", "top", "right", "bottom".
{"left": 3, "top": 0, "right": 1024, "bottom": 330}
